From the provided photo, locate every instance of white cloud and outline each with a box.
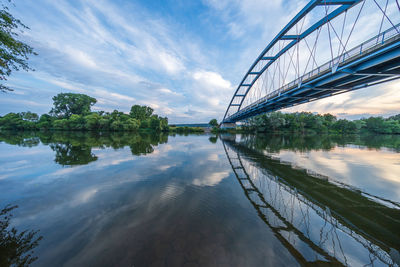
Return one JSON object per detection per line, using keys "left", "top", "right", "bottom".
{"left": 3, "top": 0, "right": 399, "bottom": 123}
{"left": 193, "top": 70, "right": 232, "bottom": 90}
{"left": 64, "top": 46, "right": 98, "bottom": 69}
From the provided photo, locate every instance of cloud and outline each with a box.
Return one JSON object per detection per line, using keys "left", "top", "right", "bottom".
{"left": 2, "top": 0, "right": 399, "bottom": 123}
{"left": 193, "top": 70, "right": 231, "bottom": 89}
{"left": 188, "top": 70, "right": 233, "bottom": 117}
{"left": 157, "top": 88, "right": 183, "bottom": 97}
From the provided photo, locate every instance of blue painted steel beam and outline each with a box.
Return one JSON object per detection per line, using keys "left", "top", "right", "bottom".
{"left": 237, "top": 3, "right": 356, "bottom": 109}
{"left": 223, "top": 0, "right": 362, "bottom": 121}
{"left": 226, "top": 46, "right": 400, "bottom": 122}
{"left": 281, "top": 35, "right": 299, "bottom": 40}
{"left": 318, "top": 0, "right": 358, "bottom": 4}
{"left": 225, "top": 40, "right": 400, "bottom": 122}
{"left": 223, "top": 0, "right": 322, "bottom": 120}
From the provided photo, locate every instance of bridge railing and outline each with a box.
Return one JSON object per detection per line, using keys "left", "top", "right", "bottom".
{"left": 227, "top": 23, "right": 400, "bottom": 122}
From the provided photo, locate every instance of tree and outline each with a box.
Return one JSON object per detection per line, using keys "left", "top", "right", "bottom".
{"left": 159, "top": 117, "right": 168, "bottom": 131}
{"left": 332, "top": 119, "right": 357, "bottom": 133}
{"left": 20, "top": 111, "right": 38, "bottom": 122}
{"left": 268, "top": 112, "right": 286, "bottom": 131}
{"left": 84, "top": 113, "right": 100, "bottom": 130}
{"left": 68, "top": 114, "right": 85, "bottom": 130}
{"left": 209, "top": 119, "right": 218, "bottom": 127}
{"left": 150, "top": 116, "right": 161, "bottom": 131}
{"left": 110, "top": 120, "right": 123, "bottom": 131}
{"left": 0, "top": 112, "right": 22, "bottom": 129}
{"left": 364, "top": 117, "right": 386, "bottom": 133}
{"left": 129, "top": 105, "right": 153, "bottom": 121}
{"left": 37, "top": 114, "right": 53, "bottom": 129}
{"left": 0, "top": 1, "right": 37, "bottom": 92}
{"left": 50, "top": 93, "right": 97, "bottom": 118}
{"left": 0, "top": 205, "right": 42, "bottom": 266}
{"left": 123, "top": 118, "right": 140, "bottom": 131}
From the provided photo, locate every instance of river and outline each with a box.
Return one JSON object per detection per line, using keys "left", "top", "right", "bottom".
{"left": 0, "top": 131, "right": 399, "bottom": 266}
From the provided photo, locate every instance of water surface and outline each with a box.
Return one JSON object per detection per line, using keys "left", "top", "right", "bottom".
{"left": 0, "top": 131, "right": 399, "bottom": 266}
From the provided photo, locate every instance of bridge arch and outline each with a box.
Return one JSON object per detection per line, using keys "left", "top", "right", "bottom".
{"left": 223, "top": 0, "right": 400, "bottom": 123}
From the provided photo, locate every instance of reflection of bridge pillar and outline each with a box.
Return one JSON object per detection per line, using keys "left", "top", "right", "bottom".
{"left": 220, "top": 123, "right": 236, "bottom": 129}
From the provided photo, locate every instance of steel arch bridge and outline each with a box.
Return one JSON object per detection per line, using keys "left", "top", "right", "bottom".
{"left": 223, "top": 0, "right": 400, "bottom": 123}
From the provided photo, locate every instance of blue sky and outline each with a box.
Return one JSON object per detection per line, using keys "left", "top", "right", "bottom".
{"left": 1, "top": 0, "right": 399, "bottom": 123}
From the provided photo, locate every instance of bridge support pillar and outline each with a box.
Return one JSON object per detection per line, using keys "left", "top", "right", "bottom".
{"left": 221, "top": 123, "right": 236, "bottom": 129}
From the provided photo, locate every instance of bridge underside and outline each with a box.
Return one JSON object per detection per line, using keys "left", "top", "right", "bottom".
{"left": 225, "top": 36, "right": 400, "bottom": 123}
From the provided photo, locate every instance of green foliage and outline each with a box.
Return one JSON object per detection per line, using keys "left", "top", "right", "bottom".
{"left": 0, "top": 2, "right": 37, "bottom": 92}
{"left": 50, "top": 93, "right": 97, "bottom": 118}
{"left": 37, "top": 114, "right": 53, "bottom": 130}
{"left": 123, "top": 118, "right": 140, "bottom": 131}
{"left": 150, "top": 115, "right": 161, "bottom": 130}
{"left": 209, "top": 119, "right": 218, "bottom": 127}
{"left": 363, "top": 117, "right": 400, "bottom": 134}
{"left": 0, "top": 131, "right": 169, "bottom": 165}
{"left": 168, "top": 126, "right": 204, "bottom": 133}
{"left": 0, "top": 92, "right": 171, "bottom": 132}
{"left": 208, "top": 136, "right": 218, "bottom": 143}
{"left": 84, "top": 113, "right": 100, "bottom": 130}
{"left": 332, "top": 119, "right": 357, "bottom": 133}
{"left": 0, "top": 205, "right": 42, "bottom": 266}
{"left": 20, "top": 111, "right": 38, "bottom": 122}
{"left": 389, "top": 114, "right": 400, "bottom": 121}
{"left": 129, "top": 105, "right": 153, "bottom": 121}
{"left": 140, "top": 119, "right": 150, "bottom": 129}
{"left": 244, "top": 111, "right": 400, "bottom": 135}
{"left": 0, "top": 112, "right": 38, "bottom": 130}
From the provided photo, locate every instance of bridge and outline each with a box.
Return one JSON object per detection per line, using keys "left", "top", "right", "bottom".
{"left": 223, "top": 0, "right": 400, "bottom": 123}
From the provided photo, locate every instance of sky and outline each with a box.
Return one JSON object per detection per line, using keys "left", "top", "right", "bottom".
{"left": 1, "top": 0, "right": 399, "bottom": 123}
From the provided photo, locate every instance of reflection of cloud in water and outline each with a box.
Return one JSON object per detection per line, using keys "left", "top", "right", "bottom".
{"left": 271, "top": 146, "right": 400, "bottom": 201}
{"left": 145, "top": 144, "right": 173, "bottom": 157}
{"left": 207, "top": 153, "right": 219, "bottom": 161}
{"left": 193, "top": 171, "right": 229, "bottom": 187}
{"left": 158, "top": 164, "right": 176, "bottom": 171}
{"left": 70, "top": 188, "right": 99, "bottom": 206}
{"left": 41, "top": 150, "right": 136, "bottom": 181}
{"left": 160, "top": 183, "right": 184, "bottom": 202}
{"left": 1, "top": 134, "right": 299, "bottom": 266}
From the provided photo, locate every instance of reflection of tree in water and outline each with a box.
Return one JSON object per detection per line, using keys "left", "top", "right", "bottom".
{"left": 239, "top": 133, "right": 400, "bottom": 153}
{"left": 208, "top": 136, "right": 218, "bottom": 144}
{"left": 0, "top": 205, "right": 42, "bottom": 267}
{"left": 50, "top": 143, "right": 98, "bottom": 166}
{"left": 0, "top": 131, "right": 169, "bottom": 166}
{"left": 130, "top": 133, "right": 168, "bottom": 156}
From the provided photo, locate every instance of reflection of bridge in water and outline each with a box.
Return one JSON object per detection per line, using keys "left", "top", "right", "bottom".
{"left": 222, "top": 137, "right": 400, "bottom": 266}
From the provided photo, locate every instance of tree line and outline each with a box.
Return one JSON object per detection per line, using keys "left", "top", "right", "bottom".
{"left": 0, "top": 93, "right": 169, "bottom": 131}
{"left": 243, "top": 111, "right": 400, "bottom": 134}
